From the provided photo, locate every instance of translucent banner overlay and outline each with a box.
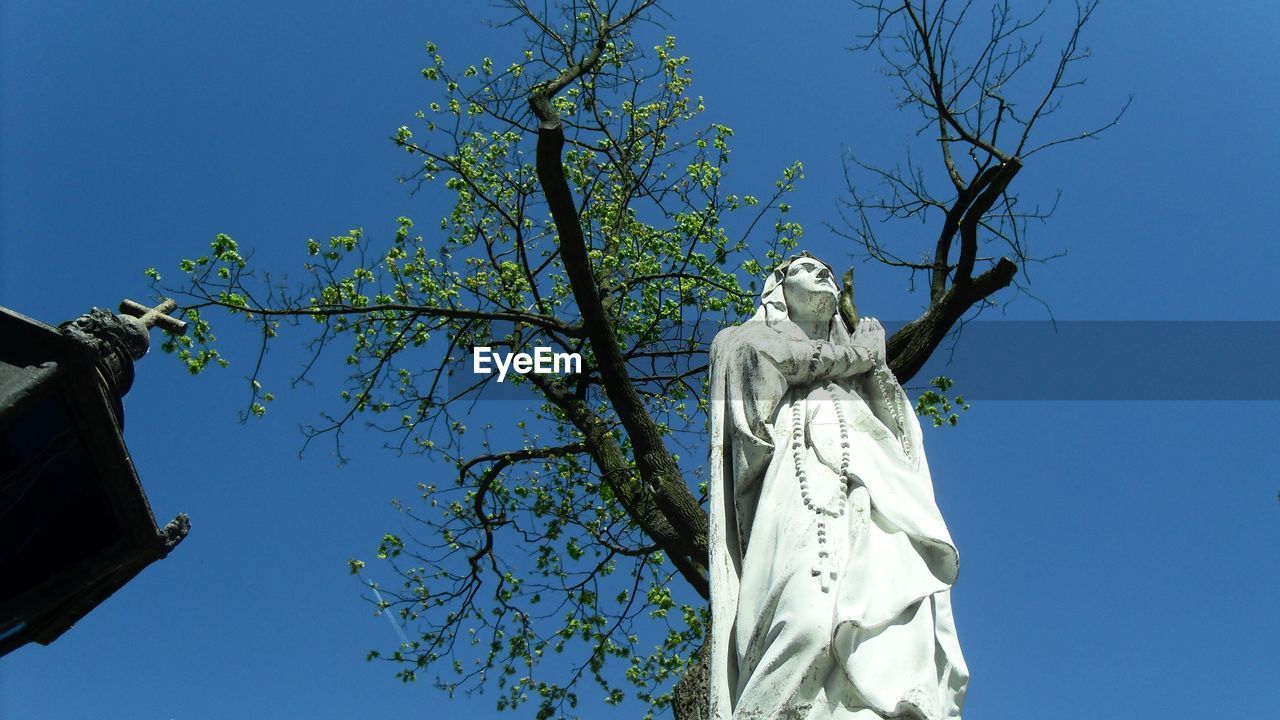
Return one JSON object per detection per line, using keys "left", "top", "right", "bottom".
{"left": 904, "top": 320, "right": 1278, "bottom": 400}
{"left": 447, "top": 321, "right": 1280, "bottom": 401}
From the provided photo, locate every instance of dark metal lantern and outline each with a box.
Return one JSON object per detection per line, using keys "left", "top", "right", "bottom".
{"left": 0, "top": 300, "right": 190, "bottom": 656}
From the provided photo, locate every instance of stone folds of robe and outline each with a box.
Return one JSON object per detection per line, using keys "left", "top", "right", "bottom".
{"left": 707, "top": 317, "right": 968, "bottom": 720}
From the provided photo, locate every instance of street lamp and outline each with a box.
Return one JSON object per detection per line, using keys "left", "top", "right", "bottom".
{"left": 0, "top": 299, "right": 190, "bottom": 656}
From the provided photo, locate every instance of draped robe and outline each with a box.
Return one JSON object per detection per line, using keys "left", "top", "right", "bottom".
{"left": 707, "top": 311, "right": 968, "bottom": 720}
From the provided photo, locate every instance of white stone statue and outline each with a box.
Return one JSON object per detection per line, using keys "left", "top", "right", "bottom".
{"left": 707, "top": 253, "right": 968, "bottom": 720}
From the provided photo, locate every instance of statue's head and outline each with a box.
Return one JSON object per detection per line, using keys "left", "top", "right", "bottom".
{"left": 753, "top": 252, "right": 848, "bottom": 340}
{"left": 780, "top": 255, "right": 839, "bottom": 315}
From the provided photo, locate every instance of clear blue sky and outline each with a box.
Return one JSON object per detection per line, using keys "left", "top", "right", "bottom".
{"left": 2, "top": 1, "right": 1278, "bottom": 718}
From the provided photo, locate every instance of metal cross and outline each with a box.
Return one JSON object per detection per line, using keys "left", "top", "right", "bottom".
{"left": 118, "top": 298, "right": 189, "bottom": 335}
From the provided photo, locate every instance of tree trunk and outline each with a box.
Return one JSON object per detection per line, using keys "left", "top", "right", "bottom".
{"left": 671, "top": 630, "right": 711, "bottom": 720}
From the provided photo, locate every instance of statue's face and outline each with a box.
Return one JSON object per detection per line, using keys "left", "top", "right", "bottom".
{"left": 781, "top": 258, "right": 839, "bottom": 312}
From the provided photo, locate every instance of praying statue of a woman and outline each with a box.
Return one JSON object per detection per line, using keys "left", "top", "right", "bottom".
{"left": 707, "top": 252, "right": 968, "bottom": 720}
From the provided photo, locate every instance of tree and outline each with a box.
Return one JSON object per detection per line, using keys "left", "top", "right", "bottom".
{"left": 837, "top": 0, "right": 1125, "bottom": 385}
{"left": 148, "top": 2, "right": 1121, "bottom": 718}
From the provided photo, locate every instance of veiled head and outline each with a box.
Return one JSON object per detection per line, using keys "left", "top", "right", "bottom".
{"left": 753, "top": 252, "right": 848, "bottom": 341}
{"left": 781, "top": 256, "right": 839, "bottom": 314}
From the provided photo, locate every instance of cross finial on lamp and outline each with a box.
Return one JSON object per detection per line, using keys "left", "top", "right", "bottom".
{"left": 118, "top": 298, "right": 188, "bottom": 335}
